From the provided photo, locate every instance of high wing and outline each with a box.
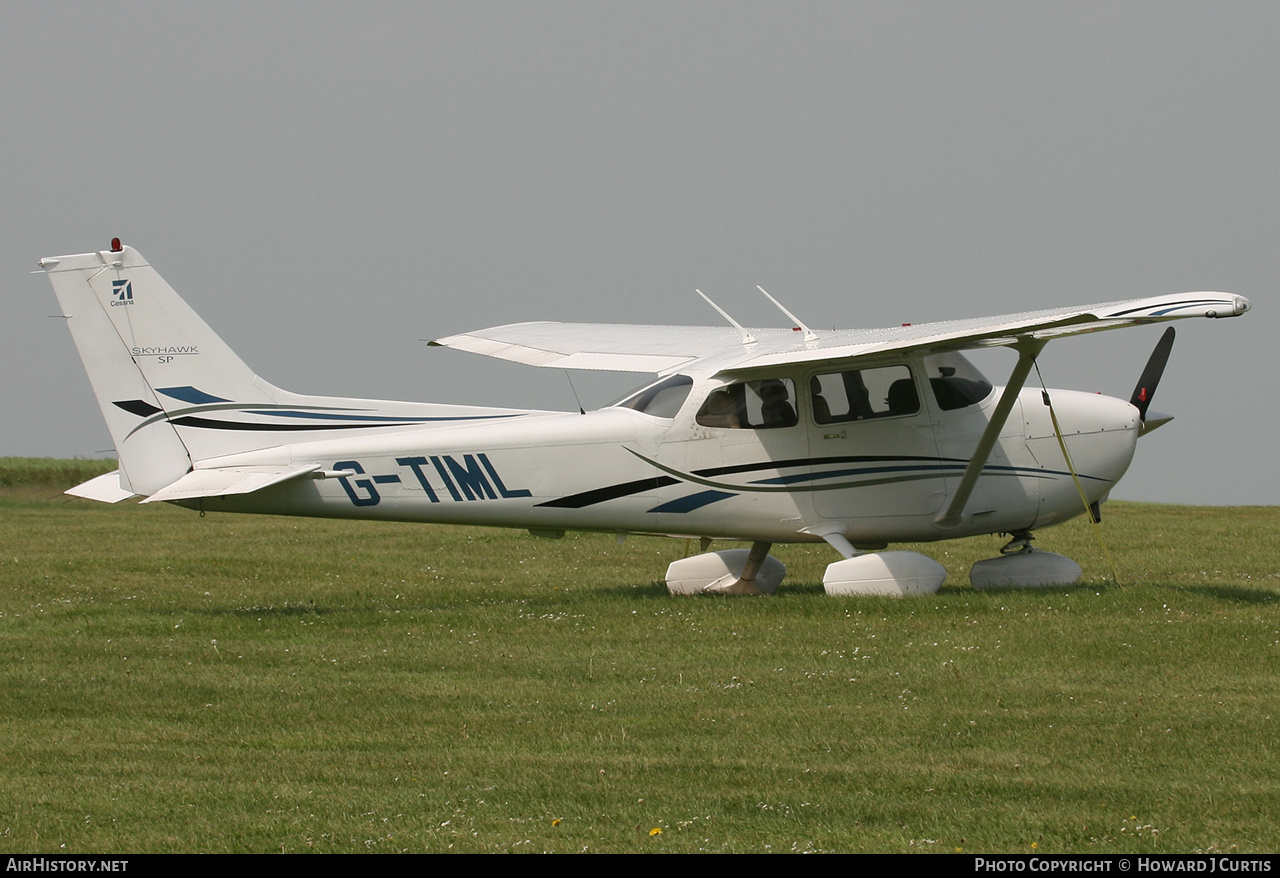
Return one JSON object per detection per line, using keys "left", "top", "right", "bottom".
{"left": 430, "top": 322, "right": 766, "bottom": 374}
{"left": 432, "top": 292, "right": 1250, "bottom": 378}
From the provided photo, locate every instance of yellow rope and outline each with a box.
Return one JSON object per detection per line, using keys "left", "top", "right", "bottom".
{"left": 1034, "top": 361, "right": 1122, "bottom": 586}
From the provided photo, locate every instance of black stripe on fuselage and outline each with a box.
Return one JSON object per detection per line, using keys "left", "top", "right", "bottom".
{"left": 113, "top": 399, "right": 163, "bottom": 417}
{"left": 535, "top": 476, "right": 679, "bottom": 509}
{"left": 166, "top": 415, "right": 423, "bottom": 431}
{"left": 691, "top": 454, "right": 968, "bottom": 478}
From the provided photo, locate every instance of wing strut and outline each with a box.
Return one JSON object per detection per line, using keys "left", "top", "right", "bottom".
{"left": 935, "top": 337, "right": 1047, "bottom": 528}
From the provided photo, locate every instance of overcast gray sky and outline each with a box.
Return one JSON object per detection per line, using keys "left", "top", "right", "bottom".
{"left": 3, "top": 2, "right": 1275, "bottom": 505}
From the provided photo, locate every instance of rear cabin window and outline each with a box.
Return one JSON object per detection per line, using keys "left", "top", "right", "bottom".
{"left": 695, "top": 378, "right": 798, "bottom": 429}
{"left": 810, "top": 365, "right": 919, "bottom": 423}
{"left": 613, "top": 374, "right": 693, "bottom": 418}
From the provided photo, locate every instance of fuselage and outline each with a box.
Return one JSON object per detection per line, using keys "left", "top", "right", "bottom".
{"left": 191, "top": 351, "right": 1140, "bottom": 548}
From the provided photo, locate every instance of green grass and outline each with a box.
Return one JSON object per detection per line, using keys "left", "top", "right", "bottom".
{"left": 0, "top": 457, "right": 116, "bottom": 489}
{"left": 0, "top": 468, "right": 1277, "bottom": 852}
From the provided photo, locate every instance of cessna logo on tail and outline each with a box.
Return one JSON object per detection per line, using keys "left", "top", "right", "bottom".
{"left": 111, "top": 279, "right": 133, "bottom": 306}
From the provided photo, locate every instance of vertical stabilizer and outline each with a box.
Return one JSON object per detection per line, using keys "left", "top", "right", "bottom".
{"left": 42, "top": 244, "right": 274, "bottom": 494}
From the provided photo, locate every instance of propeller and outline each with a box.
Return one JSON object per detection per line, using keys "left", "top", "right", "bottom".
{"left": 1129, "top": 326, "right": 1176, "bottom": 434}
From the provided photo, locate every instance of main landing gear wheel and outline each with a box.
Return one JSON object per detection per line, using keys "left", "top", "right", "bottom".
{"left": 665, "top": 541, "right": 785, "bottom": 595}
{"left": 822, "top": 551, "right": 947, "bottom": 596}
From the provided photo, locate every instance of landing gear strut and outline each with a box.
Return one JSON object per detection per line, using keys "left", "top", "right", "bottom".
{"left": 999, "top": 529, "right": 1035, "bottom": 554}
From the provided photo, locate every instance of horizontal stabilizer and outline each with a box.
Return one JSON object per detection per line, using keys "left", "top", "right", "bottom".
{"left": 141, "top": 464, "right": 324, "bottom": 504}
{"left": 66, "top": 470, "right": 138, "bottom": 504}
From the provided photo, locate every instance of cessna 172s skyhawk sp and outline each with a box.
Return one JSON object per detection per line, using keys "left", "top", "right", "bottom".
{"left": 43, "top": 240, "right": 1249, "bottom": 595}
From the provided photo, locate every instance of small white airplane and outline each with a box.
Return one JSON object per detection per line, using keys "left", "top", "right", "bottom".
{"left": 43, "top": 240, "right": 1249, "bottom": 596}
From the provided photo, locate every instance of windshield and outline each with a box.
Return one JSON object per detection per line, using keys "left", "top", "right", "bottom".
{"left": 922, "top": 352, "right": 994, "bottom": 410}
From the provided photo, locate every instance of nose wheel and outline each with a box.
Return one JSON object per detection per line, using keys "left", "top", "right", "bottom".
{"left": 972, "top": 529, "right": 1082, "bottom": 589}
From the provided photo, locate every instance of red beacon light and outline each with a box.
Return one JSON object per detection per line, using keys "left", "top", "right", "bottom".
{"left": 110, "top": 238, "right": 122, "bottom": 252}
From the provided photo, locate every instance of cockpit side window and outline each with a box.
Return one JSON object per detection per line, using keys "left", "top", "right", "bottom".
{"left": 612, "top": 374, "right": 694, "bottom": 418}
{"left": 810, "top": 365, "right": 918, "bottom": 423}
{"left": 695, "top": 378, "right": 798, "bottom": 429}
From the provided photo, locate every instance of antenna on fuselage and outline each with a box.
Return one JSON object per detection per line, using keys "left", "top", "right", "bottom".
{"left": 757, "top": 286, "right": 818, "bottom": 342}
{"left": 563, "top": 370, "right": 586, "bottom": 415}
{"left": 695, "top": 289, "right": 756, "bottom": 345}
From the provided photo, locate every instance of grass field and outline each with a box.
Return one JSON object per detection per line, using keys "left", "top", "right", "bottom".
{"left": 1, "top": 459, "right": 1277, "bottom": 853}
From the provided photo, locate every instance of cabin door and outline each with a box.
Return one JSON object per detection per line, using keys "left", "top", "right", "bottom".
{"left": 805, "top": 363, "right": 946, "bottom": 520}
